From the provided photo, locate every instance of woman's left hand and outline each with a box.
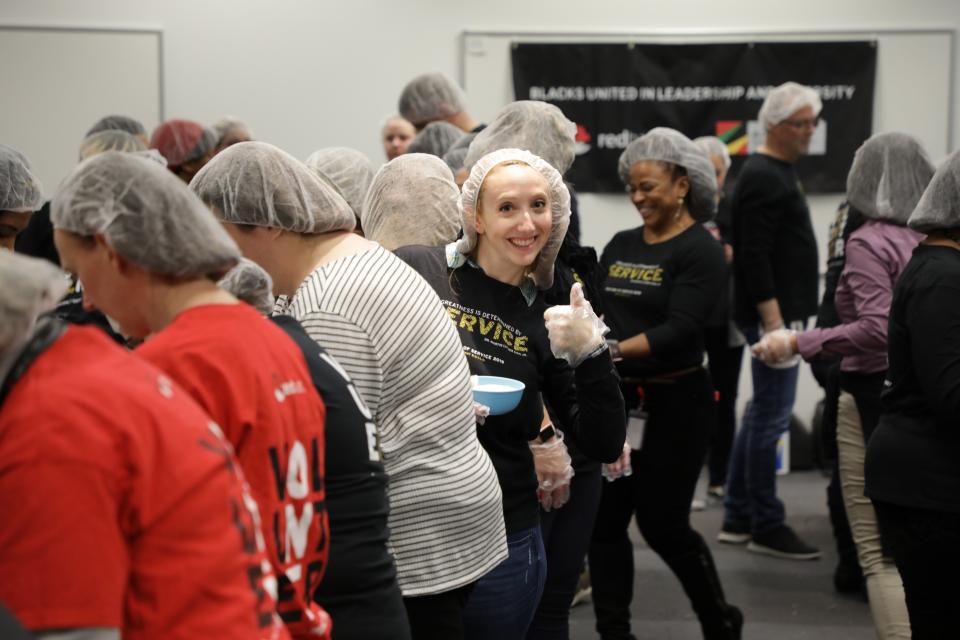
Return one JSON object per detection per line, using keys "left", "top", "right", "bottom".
{"left": 544, "top": 283, "right": 610, "bottom": 367}
{"left": 601, "top": 441, "right": 633, "bottom": 482}
{"left": 530, "top": 431, "right": 575, "bottom": 512}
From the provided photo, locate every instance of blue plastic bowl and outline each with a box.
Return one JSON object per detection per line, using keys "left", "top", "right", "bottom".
{"left": 472, "top": 376, "right": 525, "bottom": 416}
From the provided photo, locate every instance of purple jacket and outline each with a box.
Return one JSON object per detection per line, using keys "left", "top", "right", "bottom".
{"left": 796, "top": 219, "right": 923, "bottom": 374}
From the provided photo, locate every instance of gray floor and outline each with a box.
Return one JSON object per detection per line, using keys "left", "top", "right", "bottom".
{"left": 569, "top": 470, "right": 875, "bottom": 639}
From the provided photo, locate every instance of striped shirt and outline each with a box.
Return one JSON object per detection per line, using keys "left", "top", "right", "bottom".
{"left": 275, "top": 245, "right": 507, "bottom": 596}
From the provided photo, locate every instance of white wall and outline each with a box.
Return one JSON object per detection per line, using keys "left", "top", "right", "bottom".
{"left": 2, "top": 0, "right": 957, "bottom": 432}
{"left": 1, "top": 0, "right": 956, "bottom": 170}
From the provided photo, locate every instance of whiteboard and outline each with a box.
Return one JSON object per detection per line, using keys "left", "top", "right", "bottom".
{"left": 461, "top": 30, "right": 955, "bottom": 164}
{"left": 0, "top": 26, "right": 163, "bottom": 198}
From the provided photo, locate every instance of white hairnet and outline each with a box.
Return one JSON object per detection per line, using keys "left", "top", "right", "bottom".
{"left": 1, "top": 145, "right": 44, "bottom": 213}
{"left": 693, "top": 136, "right": 732, "bottom": 170}
{"left": 458, "top": 148, "right": 570, "bottom": 289}
{"left": 218, "top": 257, "right": 274, "bottom": 315}
{"left": 908, "top": 148, "right": 960, "bottom": 233}
{"left": 618, "top": 127, "right": 718, "bottom": 222}
{"left": 51, "top": 151, "right": 240, "bottom": 279}
{"left": 304, "top": 147, "right": 375, "bottom": 221}
{"left": 79, "top": 130, "right": 147, "bottom": 161}
{"left": 847, "top": 132, "right": 935, "bottom": 225}
{"left": 86, "top": 114, "right": 146, "bottom": 138}
{"left": 464, "top": 101, "right": 577, "bottom": 175}
{"left": 362, "top": 153, "right": 461, "bottom": 251}
{"left": 212, "top": 116, "right": 253, "bottom": 146}
{"left": 758, "top": 81, "right": 823, "bottom": 131}
{"left": 135, "top": 149, "right": 170, "bottom": 167}
{"left": 191, "top": 141, "right": 356, "bottom": 234}
{"left": 0, "top": 251, "right": 68, "bottom": 357}
{"left": 398, "top": 73, "right": 468, "bottom": 127}
{"left": 407, "top": 121, "right": 464, "bottom": 158}
{"left": 443, "top": 132, "right": 478, "bottom": 174}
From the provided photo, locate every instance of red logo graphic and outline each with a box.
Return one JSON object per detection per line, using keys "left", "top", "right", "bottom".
{"left": 574, "top": 123, "right": 592, "bottom": 155}
{"left": 575, "top": 124, "right": 592, "bottom": 143}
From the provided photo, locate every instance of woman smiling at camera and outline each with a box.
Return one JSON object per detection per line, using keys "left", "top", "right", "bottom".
{"left": 397, "top": 148, "right": 625, "bottom": 640}
{"left": 591, "top": 128, "right": 741, "bottom": 640}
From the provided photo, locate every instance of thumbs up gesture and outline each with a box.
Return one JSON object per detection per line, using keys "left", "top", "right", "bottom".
{"left": 544, "top": 282, "right": 610, "bottom": 367}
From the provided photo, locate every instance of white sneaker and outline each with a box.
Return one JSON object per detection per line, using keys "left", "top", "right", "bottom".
{"left": 570, "top": 585, "right": 592, "bottom": 607}
{"left": 717, "top": 528, "right": 751, "bottom": 545}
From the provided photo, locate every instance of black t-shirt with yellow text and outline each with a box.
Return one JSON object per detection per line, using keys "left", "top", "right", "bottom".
{"left": 601, "top": 224, "right": 725, "bottom": 378}
{"left": 397, "top": 245, "right": 625, "bottom": 534}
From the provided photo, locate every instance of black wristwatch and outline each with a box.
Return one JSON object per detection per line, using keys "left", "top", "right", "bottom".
{"left": 537, "top": 424, "right": 557, "bottom": 443}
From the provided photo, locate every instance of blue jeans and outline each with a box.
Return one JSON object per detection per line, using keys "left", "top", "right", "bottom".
{"left": 527, "top": 468, "right": 602, "bottom": 639}
{"left": 463, "top": 526, "right": 547, "bottom": 640}
{"left": 724, "top": 325, "right": 800, "bottom": 535}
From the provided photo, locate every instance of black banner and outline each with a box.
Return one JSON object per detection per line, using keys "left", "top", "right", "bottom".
{"left": 511, "top": 42, "right": 877, "bottom": 193}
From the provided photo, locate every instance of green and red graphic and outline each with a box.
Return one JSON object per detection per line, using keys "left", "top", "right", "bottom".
{"left": 716, "top": 121, "right": 749, "bottom": 156}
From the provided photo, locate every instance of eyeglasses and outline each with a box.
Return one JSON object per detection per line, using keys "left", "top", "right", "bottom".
{"left": 781, "top": 117, "right": 820, "bottom": 130}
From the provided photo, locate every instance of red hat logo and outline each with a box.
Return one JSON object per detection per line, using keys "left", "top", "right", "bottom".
{"left": 574, "top": 123, "right": 591, "bottom": 155}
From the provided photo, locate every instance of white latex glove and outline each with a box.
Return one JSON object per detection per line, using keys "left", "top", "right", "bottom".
{"left": 473, "top": 402, "right": 490, "bottom": 425}
{"left": 540, "top": 483, "right": 571, "bottom": 512}
{"left": 751, "top": 329, "right": 801, "bottom": 368}
{"left": 543, "top": 283, "right": 610, "bottom": 367}
{"left": 531, "top": 430, "right": 575, "bottom": 511}
{"left": 602, "top": 441, "right": 633, "bottom": 482}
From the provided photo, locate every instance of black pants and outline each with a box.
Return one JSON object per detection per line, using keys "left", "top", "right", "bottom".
{"left": 590, "top": 369, "right": 732, "bottom": 639}
{"left": 705, "top": 328, "right": 744, "bottom": 488}
{"left": 403, "top": 582, "right": 474, "bottom": 640}
{"left": 874, "top": 501, "right": 960, "bottom": 639}
{"left": 527, "top": 467, "right": 603, "bottom": 639}
{"left": 827, "top": 455, "right": 860, "bottom": 574}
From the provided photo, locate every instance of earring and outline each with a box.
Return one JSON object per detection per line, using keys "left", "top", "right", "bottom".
{"left": 675, "top": 196, "right": 684, "bottom": 219}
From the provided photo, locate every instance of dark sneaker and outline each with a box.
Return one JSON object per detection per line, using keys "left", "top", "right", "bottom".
{"left": 833, "top": 558, "right": 865, "bottom": 594}
{"left": 699, "top": 604, "right": 744, "bottom": 640}
{"left": 720, "top": 605, "right": 744, "bottom": 640}
{"left": 748, "top": 525, "right": 821, "bottom": 560}
{"left": 717, "top": 523, "right": 751, "bottom": 545}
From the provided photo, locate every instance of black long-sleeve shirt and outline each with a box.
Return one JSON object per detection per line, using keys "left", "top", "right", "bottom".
{"left": 543, "top": 231, "right": 607, "bottom": 477}
{"left": 732, "top": 153, "right": 819, "bottom": 325}
{"left": 865, "top": 245, "right": 960, "bottom": 514}
{"left": 600, "top": 224, "right": 725, "bottom": 378}
{"left": 269, "top": 315, "right": 409, "bottom": 639}
{"left": 397, "top": 245, "right": 625, "bottom": 533}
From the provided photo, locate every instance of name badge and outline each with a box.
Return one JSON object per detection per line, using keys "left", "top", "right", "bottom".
{"left": 626, "top": 409, "right": 648, "bottom": 451}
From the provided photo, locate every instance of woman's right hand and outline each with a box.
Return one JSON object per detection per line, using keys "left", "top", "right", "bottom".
{"left": 473, "top": 402, "right": 490, "bottom": 425}
{"left": 751, "top": 328, "right": 799, "bottom": 365}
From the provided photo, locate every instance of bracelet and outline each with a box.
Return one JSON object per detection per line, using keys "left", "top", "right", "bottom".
{"left": 537, "top": 424, "right": 557, "bottom": 443}
{"left": 583, "top": 341, "right": 610, "bottom": 363}
{"left": 606, "top": 339, "right": 623, "bottom": 362}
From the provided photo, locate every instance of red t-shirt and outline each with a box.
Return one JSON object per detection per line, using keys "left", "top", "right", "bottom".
{"left": 136, "top": 303, "right": 330, "bottom": 639}
{"left": 0, "top": 325, "right": 287, "bottom": 639}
